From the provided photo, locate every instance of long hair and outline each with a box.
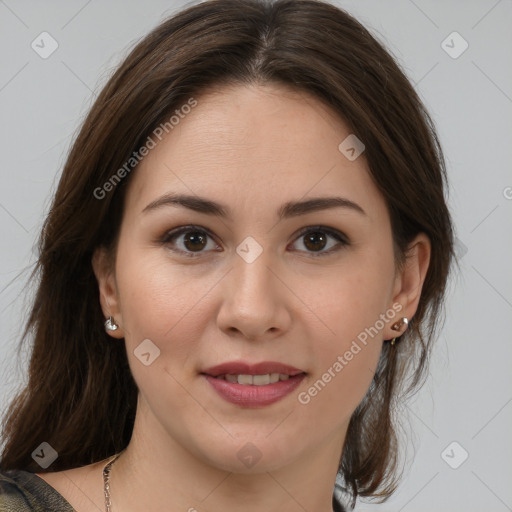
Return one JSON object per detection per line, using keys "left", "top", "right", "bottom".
{"left": 0, "top": 0, "right": 455, "bottom": 507}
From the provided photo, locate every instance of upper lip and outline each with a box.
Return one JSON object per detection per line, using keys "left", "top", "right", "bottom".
{"left": 202, "top": 361, "right": 306, "bottom": 377}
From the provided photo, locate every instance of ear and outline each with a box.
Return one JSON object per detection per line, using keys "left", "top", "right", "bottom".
{"left": 385, "top": 233, "right": 431, "bottom": 340}
{"left": 92, "top": 246, "right": 124, "bottom": 339}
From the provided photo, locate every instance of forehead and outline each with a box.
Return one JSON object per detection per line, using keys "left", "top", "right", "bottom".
{"left": 125, "top": 83, "right": 388, "bottom": 222}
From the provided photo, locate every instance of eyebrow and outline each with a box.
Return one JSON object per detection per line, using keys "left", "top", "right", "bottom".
{"left": 142, "top": 193, "right": 367, "bottom": 219}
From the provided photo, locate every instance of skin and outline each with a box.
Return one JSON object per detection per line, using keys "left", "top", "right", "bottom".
{"left": 37, "top": 83, "right": 430, "bottom": 512}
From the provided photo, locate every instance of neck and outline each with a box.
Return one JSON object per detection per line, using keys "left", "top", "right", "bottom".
{"left": 109, "top": 397, "right": 346, "bottom": 512}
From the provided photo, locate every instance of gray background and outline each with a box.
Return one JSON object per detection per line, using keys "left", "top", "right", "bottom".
{"left": 1, "top": 1, "right": 511, "bottom": 510}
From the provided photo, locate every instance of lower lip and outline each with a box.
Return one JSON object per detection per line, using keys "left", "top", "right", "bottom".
{"left": 203, "top": 374, "right": 306, "bottom": 408}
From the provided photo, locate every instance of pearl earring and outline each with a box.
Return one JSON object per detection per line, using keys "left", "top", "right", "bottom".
{"left": 105, "top": 316, "right": 119, "bottom": 332}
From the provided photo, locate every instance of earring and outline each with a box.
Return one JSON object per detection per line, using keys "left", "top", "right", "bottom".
{"left": 390, "top": 317, "right": 408, "bottom": 346}
{"left": 105, "top": 316, "right": 119, "bottom": 332}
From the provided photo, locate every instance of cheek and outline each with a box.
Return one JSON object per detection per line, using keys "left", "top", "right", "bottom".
{"left": 113, "top": 247, "right": 221, "bottom": 421}
{"left": 295, "top": 247, "right": 393, "bottom": 415}
{"left": 295, "top": 345, "right": 382, "bottom": 446}
{"left": 309, "top": 247, "right": 395, "bottom": 345}
{"left": 296, "top": 280, "right": 385, "bottom": 430}
{"left": 114, "top": 245, "right": 218, "bottom": 363}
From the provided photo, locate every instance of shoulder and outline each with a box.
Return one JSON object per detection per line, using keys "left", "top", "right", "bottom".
{"left": 0, "top": 469, "right": 75, "bottom": 512}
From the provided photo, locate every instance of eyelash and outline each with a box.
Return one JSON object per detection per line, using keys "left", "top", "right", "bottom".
{"left": 159, "top": 224, "right": 349, "bottom": 258}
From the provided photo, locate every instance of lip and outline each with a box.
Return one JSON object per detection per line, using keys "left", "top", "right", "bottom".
{"left": 201, "top": 361, "right": 307, "bottom": 408}
{"left": 203, "top": 374, "right": 306, "bottom": 408}
{"left": 202, "top": 361, "right": 305, "bottom": 377}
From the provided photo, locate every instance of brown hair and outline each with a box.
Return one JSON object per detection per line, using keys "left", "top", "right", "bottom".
{"left": 0, "top": 0, "right": 455, "bottom": 508}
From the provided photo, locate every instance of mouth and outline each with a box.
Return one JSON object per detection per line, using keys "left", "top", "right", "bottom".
{"left": 201, "top": 361, "right": 307, "bottom": 407}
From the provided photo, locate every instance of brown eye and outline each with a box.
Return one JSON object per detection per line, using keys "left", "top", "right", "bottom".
{"left": 303, "top": 231, "right": 328, "bottom": 252}
{"left": 182, "top": 231, "right": 208, "bottom": 251}
{"left": 290, "top": 226, "right": 349, "bottom": 257}
{"left": 161, "top": 226, "right": 219, "bottom": 257}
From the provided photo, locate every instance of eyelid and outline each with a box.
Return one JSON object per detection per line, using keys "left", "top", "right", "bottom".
{"left": 160, "top": 224, "right": 216, "bottom": 243}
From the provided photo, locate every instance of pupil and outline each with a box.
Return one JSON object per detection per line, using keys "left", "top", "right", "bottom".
{"left": 184, "top": 232, "right": 206, "bottom": 251}
{"left": 304, "top": 232, "right": 326, "bottom": 251}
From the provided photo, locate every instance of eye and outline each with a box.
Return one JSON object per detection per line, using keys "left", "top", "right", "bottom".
{"left": 160, "top": 225, "right": 349, "bottom": 258}
{"left": 160, "top": 225, "right": 219, "bottom": 258}
{"left": 289, "top": 225, "right": 349, "bottom": 257}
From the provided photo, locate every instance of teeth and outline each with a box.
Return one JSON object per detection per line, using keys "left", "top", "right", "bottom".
{"left": 252, "top": 374, "right": 270, "bottom": 385}
{"left": 216, "top": 373, "right": 295, "bottom": 385}
{"left": 238, "top": 374, "right": 253, "bottom": 385}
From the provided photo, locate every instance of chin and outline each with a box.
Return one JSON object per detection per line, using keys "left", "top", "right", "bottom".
{"left": 192, "top": 433, "right": 302, "bottom": 474}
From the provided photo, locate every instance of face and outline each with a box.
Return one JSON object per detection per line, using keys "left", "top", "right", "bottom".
{"left": 95, "top": 84, "right": 416, "bottom": 474}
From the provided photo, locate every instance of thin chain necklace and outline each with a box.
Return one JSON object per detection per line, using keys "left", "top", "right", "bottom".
{"left": 102, "top": 452, "right": 122, "bottom": 512}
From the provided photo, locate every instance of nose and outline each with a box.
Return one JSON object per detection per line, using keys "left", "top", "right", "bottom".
{"left": 216, "top": 245, "right": 292, "bottom": 342}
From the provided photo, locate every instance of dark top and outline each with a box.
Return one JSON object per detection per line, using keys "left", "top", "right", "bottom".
{"left": 0, "top": 469, "right": 347, "bottom": 512}
{"left": 0, "top": 470, "right": 74, "bottom": 512}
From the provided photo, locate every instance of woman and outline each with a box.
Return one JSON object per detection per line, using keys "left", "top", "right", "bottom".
{"left": 0, "top": 0, "right": 455, "bottom": 510}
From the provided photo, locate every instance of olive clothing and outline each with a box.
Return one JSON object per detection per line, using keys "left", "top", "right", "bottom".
{"left": 0, "top": 470, "right": 74, "bottom": 512}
